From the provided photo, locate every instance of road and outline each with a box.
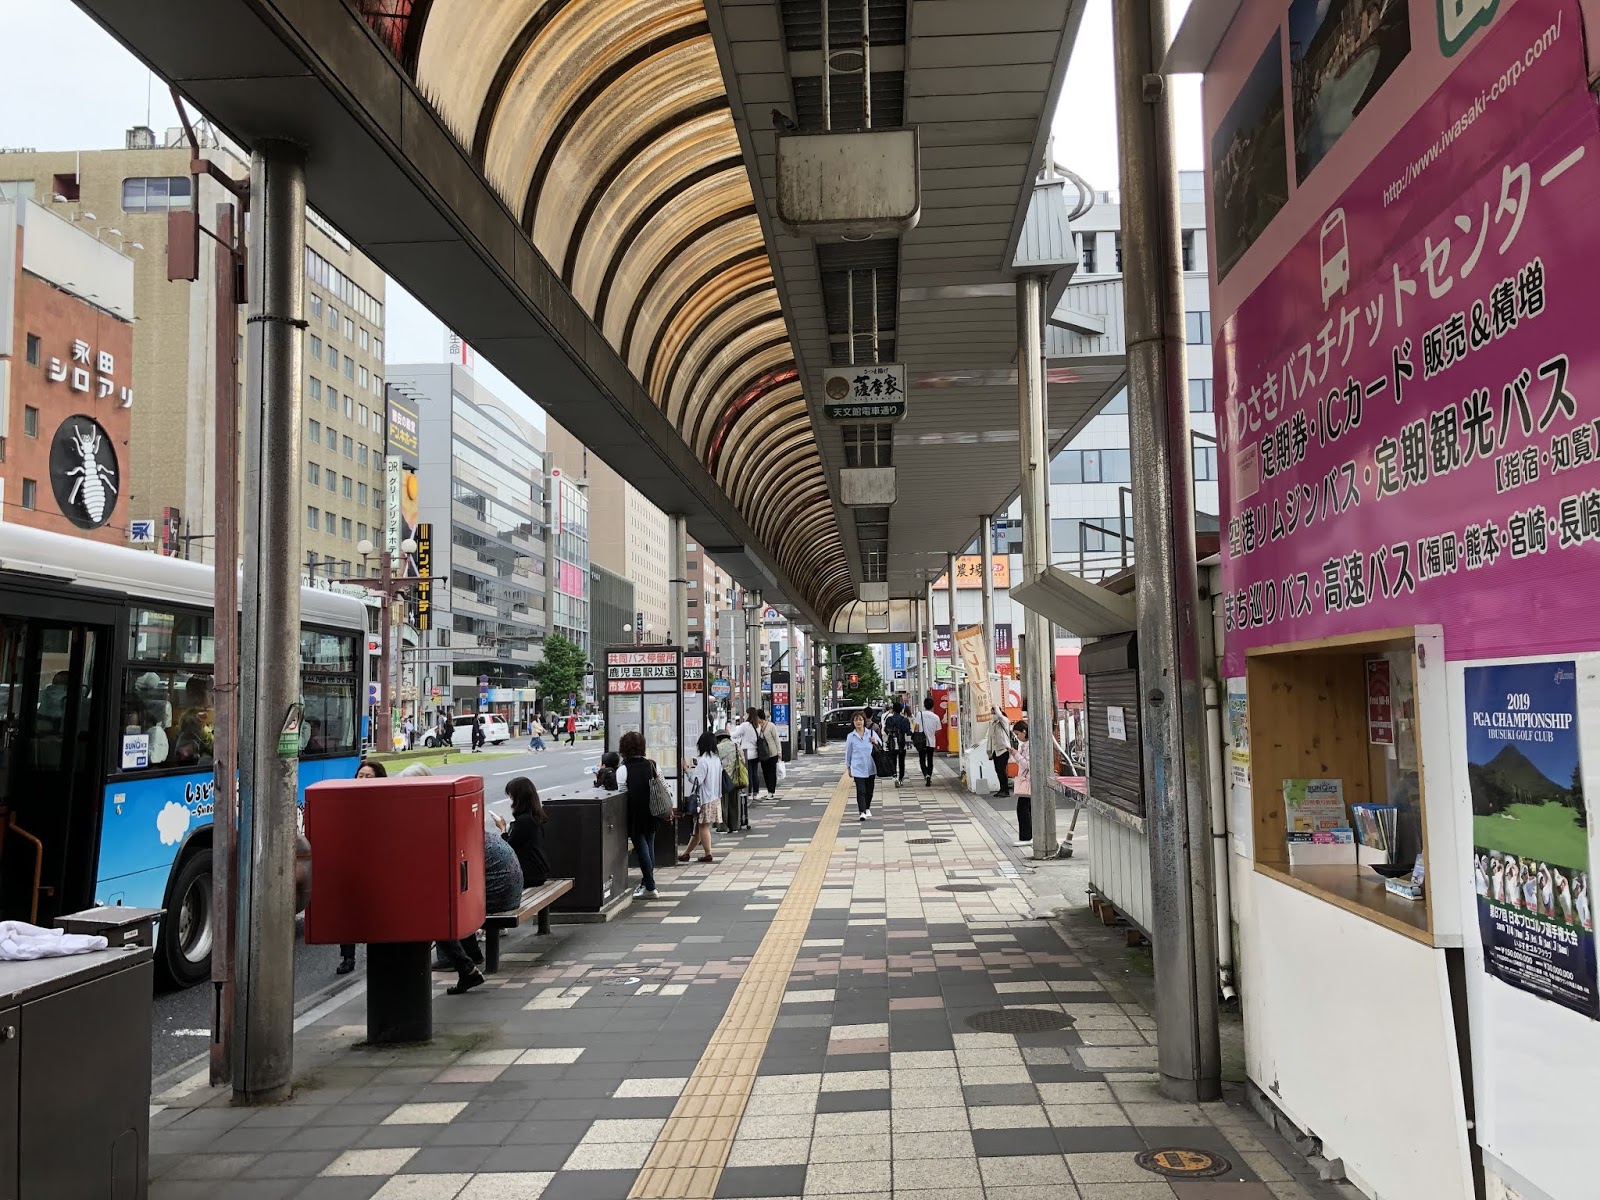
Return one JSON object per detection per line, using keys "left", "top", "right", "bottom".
{"left": 148, "top": 740, "right": 605, "bottom": 1081}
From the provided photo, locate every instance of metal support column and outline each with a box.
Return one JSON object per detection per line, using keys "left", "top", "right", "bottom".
{"left": 1114, "top": 0, "right": 1221, "bottom": 1102}
{"left": 668, "top": 515, "right": 689, "bottom": 648}
{"left": 980, "top": 515, "right": 998, "bottom": 680}
{"left": 210, "top": 202, "right": 241, "bottom": 1088}
{"left": 812, "top": 639, "right": 825, "bottom": 746}
{"left": 946, "top": 549, "right": 961, "bottom": 735}
{"left": 913, "top": 591, "right": 924, "bottom": 700}
{"left": 924, "top": 576, "right": 936, "bottom": 695}
{"left": 746, "top": 594, "right": 761, "bottom": 712}
{"left": 233, "top": 140, "right": 306, "bottom": 1104}
{"left": 1017, "top": 275, "right": 1058, "bottom": 861}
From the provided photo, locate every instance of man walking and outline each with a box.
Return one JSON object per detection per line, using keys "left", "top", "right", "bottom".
{"left": 885, "top": 700, "right": 912, "bottom": 787}
{"left": 914, "top": 697, "right": 941, "bottom": 787}
{"left": 566, "top": 710, "right": 578, "bottom": 746}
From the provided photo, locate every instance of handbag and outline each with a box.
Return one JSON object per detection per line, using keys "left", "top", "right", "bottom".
{"left": 647, "top": 762, "right": 674, "bottom": 819}
{"left": 733, "top": 754, "right": 749, "bottom": 789}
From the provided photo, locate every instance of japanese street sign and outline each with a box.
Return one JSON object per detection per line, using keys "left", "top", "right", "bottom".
{"left": 129, "top": 519, "right": 155, "bottom": 544}
{"left": 822, "top": 363, "right": 908, "bottom": 421}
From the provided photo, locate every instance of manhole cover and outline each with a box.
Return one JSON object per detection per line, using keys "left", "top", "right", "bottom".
{"left": 964, "top": 1007, "right": 1073, "bottom": 1033}
{"left": 936, "top": 882, "right": 994, "bottom": 893}
{"left": 906, "top": 837, "right": 950, "bottom": 845}
{"left": 1134, "top": 1149, "right": 1233, "bottom": 1179}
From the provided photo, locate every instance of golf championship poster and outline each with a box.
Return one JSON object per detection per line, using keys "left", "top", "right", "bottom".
{"left": 1466, "top": 662, "right": 1597, "bottom": 1020}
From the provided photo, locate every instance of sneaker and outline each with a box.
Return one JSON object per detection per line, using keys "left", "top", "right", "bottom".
{"left": 645, "top": 889, "right": 659, "bottom": 900}
{"left": 1016, "top": 839, "right": 1033, "bottom": 847}
{"left": 633, "top": 885, "right": 648, "bottom": 899}
{"left": 859, "top": 812, "right": 867, "bottom": 822}
{"left": 862, "top": 809, "right": 872, "bottom": 820}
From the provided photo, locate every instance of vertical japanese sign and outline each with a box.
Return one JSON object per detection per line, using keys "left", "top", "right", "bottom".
{"left": 384, "top": 456, "right": 402, "bottom": 565}
{"left": 1367, "top": 658, "right": 1395, "bottom": 744}
{"left": 1209, "top": 0, "right": 1600, "bottom": 672}
{"left": 414, "top": 523, "right": 433, "bottom": 631}
{"left": 955, "top": 626, "right": 993, "bottom": 722}
{"left": 1465, "top": 660, "right": 1595, "bottom": 1019}
{"left": 385, "top": 391, "right": 422, "bottom": 577}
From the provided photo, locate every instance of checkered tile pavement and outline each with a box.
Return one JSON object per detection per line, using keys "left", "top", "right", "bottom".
{"left": 147, "top": 754, "right": 1353, "bottom": 1200}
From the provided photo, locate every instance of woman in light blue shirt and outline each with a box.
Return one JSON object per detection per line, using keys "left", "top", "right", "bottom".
{"left": 844, "top": 710, "right": 882, "bottom": 821}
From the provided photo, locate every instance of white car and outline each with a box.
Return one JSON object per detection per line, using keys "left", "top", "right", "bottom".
{"left": 449, "top": 713, "right": 510, "bottom": 745}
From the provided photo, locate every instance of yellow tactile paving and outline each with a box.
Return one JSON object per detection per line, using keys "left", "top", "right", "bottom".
{"left": 629, "top": 775, "right": 849, "bottom": 1200}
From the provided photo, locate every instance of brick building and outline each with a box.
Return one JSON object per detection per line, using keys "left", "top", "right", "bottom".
{"left": 0, "top": 198, "right": 134, "bottom": 543}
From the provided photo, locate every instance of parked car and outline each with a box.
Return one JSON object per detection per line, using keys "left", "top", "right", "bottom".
{"left": 577, "top": 714, "right": 604, "bottom": 733}
{"left": 420, "top": 713, "right": 511, "bottom": 746}
{"left": 823, "top": 706, "right": 867, "bottom": 740}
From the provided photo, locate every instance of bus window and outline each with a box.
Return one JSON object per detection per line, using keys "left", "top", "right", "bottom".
{"left": 129, "top": 608, "right": 214, "bottom": 664}
{"left": 118, "top": 667, "right": 213, "bottom": 771}
{"left": 301, "top": 629, "right": 357, "bottom": 759}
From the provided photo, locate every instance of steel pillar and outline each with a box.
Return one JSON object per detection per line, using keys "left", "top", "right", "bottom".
{"left": 210, "top": 202, "right": 241, "bottom": 1087}
{"left": 668, "top": 515, "right": 689, "bottom": 647}
{"left": 233, "top": 140, "right": 306, "bottom": 1104}
{"left": 812, "top": 639, "right": 825, "bottom": 746}
{"left": 913, "top": 591, "right": 924, "bottom": 700}
{"left": 1114, "top": 0, "right": 1221, "bottom": 1102}
{"left": 980, "top": 515, "right": 998, "bottom": 680}
{"left": 946, "top": 549, "right": 961, "bottom": 731}
{"left": 1016, "top": 275, "right": 1058, "bottom": 861}
{"left": 924, "top": 576, "right": 936, "bottom": 696}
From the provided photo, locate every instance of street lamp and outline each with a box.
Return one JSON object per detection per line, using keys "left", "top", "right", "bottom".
{"left": 357, "top": 536, "right": 418, "bottom": 750}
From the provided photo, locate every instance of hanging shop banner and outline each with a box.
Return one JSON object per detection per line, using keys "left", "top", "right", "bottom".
{"left": 414, "top": 523, "right": 433, "bottom": 631}
{"left": 821, "top": 362, "right": 908, "bottom": 420}
{"left": 1465, "top": 660, "right": 1596, "bottom": 1020}
{"left": 1209, "top": 0, "right": 1600, "bottom": 674}
{"left": 954, "top": 626, "right": 993, "bottom": 723}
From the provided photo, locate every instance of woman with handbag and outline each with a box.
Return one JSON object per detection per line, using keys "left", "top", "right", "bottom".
{"left": 678, "top": 731, "right": 723, "bottom": 864}
{"left": 1012, "top": 721, "right": 1032, "bottom": 846}
{"left": 757, "top": 712, "right": 782, "bottom": 798}
{"left": 620, "top": 730, "right": 673, "bottom": 899}
{"left": 986, "top": 708, "right": 1015, "bottom": 798}
{"left": 715, "top": 731, "right": 745, "bottom": 832}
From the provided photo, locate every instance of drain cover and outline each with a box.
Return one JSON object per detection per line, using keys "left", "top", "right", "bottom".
{"left": 906, "top": 837, "right": 950, "bottom": 845}
{"left": 935, "top": 882, "right": 994, "bottom": 893}
{"left": 964, "top": 1007, "right": 1073, "bottom": 1033}
{"left": 1135, "top": 1148, "right": 1233, "bottom": 1179}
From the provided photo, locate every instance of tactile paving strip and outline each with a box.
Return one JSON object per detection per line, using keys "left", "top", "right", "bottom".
{"left": 628, "top": 774, "right": 849, "bottom": 1199}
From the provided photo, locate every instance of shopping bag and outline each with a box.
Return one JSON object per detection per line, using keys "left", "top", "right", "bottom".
{"left": 777, "top": 758, "right": 787, "bottom": 782}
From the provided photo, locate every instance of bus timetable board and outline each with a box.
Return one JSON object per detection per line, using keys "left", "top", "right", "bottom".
{"left": 604, "top": 645, "right": 683, "bottom": 799}
{"left": 682, "top": 651, "right": 707, "bottom": 744}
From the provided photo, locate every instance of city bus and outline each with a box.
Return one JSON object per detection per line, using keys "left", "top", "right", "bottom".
{"left": 0, "top": 525, "right": 368, "bottom": 987}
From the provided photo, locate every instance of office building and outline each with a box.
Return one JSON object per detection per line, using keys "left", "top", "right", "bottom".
{"left": 543, "top": 419, "right": 671, "bottom": 642}
{"left": 590, "top": 563, "right": 634, "bottom": 656}
{"left": 0, "top": 127, "right": 387, "bottom": 565}
{"left": 0, "top": 198, "right": 134, "bottom": 542}
{"left": 548, "top": 465, "right": 590, "bottom": 655}
{"left": 388, "top": 362, "right": 546, "bottom": 717}
{"left": 1045, "top": 169, "right": 1217, "bottom": 578}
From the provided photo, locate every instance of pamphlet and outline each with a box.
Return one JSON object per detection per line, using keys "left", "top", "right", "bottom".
{"left": 1283, "top": 778, "right": 1346, "bottom": 833}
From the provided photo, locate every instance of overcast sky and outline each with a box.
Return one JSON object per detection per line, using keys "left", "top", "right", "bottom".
{"left": 0, "top": 0, "right": 1205, "bottom": 424}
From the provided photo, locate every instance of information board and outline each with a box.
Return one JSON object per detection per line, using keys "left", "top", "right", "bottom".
{"left": 603, "top": 645, "right": 683, "bottom": 796}
{"left": 682, "top": 651, "right": 707, "bottom": 748}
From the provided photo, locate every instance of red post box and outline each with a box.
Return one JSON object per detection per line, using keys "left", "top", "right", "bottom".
{"left": 303, "top": 775, "right": 487, "bottom": 944}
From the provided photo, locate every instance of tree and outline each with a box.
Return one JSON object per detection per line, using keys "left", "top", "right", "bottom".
{"left": 835, "top": 644, "right": 883, "bottom": 705}
{"left": 532, "top": 633, "right": 587, "bottom": 711}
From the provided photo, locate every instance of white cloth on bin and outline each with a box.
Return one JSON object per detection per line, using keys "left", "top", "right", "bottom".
{"left": 0, "top": 920, "right": 109, "bottom": 961}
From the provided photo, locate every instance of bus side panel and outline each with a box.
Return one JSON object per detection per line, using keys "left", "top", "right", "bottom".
{"left": 95, "top": 757, "right": 359, "bottom": 906}
{"left": 95, "top": 770, "right": 216, "bottom": 902}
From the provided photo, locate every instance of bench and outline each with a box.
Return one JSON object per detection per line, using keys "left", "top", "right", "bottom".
{"left": 482, "top": 879, "right": 573, "bottom": 973}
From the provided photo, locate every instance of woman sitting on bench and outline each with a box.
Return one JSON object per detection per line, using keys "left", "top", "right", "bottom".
{"left": 492, "top": 776, "right": 549, "bottom": 886}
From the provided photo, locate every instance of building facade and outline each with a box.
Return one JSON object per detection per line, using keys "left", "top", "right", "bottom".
{"left": 389, "top": 362, "right": 546, "bottom": 718}
{"left": 542, "top": 419, "right": 671, "bottom": 642}
{"left": 547, "top": 466, "right": 590, "bottom": 655}
{"left": 0, "top": 199, "right": 135, "bottom": 542}
{"left": 1045, "top": 169, "right": 1217, "bottom": 579}
{"left": 590, "top": 562, "right": 634, "bottom": 658}
{"left": 0, "top": 128, "right": 387, "bottom": 567}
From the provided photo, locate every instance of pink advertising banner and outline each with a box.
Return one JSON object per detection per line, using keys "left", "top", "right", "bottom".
{"left": 1209, "top": 0, "right": 1600, "bottom": 671}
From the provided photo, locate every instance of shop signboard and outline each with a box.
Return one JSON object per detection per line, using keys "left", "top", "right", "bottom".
{"left": 821, "top": 362, "right": 907, "bottom": 421}
{"left": 414, "top": 523, "right": 433, "bottom": 630}
{"left": 1212, "top": 0, "right": 1600, "bottom": 676}
{"left": 954, "top": 626, "right": 993, "bottom": 723}
{"left": 932, "top": 556, "right": 1011, "bottom": 589}
{"left": 1465, "top": 660, "right": 1594, "bottom": 1019}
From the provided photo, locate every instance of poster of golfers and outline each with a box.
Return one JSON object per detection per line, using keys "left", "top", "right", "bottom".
{"left": 1466, "top": 661, "right": 1596, "bottom": 1020}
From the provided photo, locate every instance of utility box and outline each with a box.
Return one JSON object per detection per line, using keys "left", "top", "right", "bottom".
{"left": 303, "top": 776, "right": 487, "bottom": 944}
{"left": 776, "top": 128, "right": 920, "bottom": 238}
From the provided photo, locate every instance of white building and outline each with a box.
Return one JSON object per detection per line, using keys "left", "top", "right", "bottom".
{"left": 1045, "top": 169, "right": 1217, "bottom": 581}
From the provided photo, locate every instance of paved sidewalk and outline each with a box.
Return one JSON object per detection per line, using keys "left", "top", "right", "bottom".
{"left": 149, "top": 753, "right": 1351, "bottom": 1200}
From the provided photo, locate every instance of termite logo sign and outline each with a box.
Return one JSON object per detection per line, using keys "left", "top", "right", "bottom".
{"left": 50, "top": 415, "right": 120, "bottom": 530}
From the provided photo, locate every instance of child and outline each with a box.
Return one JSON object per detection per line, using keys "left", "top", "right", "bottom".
{"left": 595, "top": 750, "right": 620, "bottom": 791}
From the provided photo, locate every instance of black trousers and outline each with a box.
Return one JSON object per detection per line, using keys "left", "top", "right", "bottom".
{"left": 436, "top": 932, "right": 482, "bottom": 976}
{"left": 853, "top": 774, "right": 876, "bottom": 813}
{"left": 1017, "top": 794, "right": 1033, "bottom": 842}
{"left": 993, "top": 751, "right": 1011, "bottom": 795}
{"left": 916, "top": 741, "right": 935, "bottom": 780}
{"left": 756, "top": 755, "right": 777, "bottom": 795}
{"left": 890, "top": 743, "right": 907, "bottom": 782}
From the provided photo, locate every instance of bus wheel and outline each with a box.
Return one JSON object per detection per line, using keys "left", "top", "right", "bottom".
{"left": 158, "top": 847, "right": 213, "bottom": 989}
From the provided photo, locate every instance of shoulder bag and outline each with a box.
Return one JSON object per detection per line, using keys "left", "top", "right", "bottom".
{"left": 646, "top": 760, "right": 674, "bottom": 818}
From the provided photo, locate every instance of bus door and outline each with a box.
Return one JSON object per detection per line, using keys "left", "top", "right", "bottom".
{"left": 0, "top": 617, "right": 112, "bottom": 925}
